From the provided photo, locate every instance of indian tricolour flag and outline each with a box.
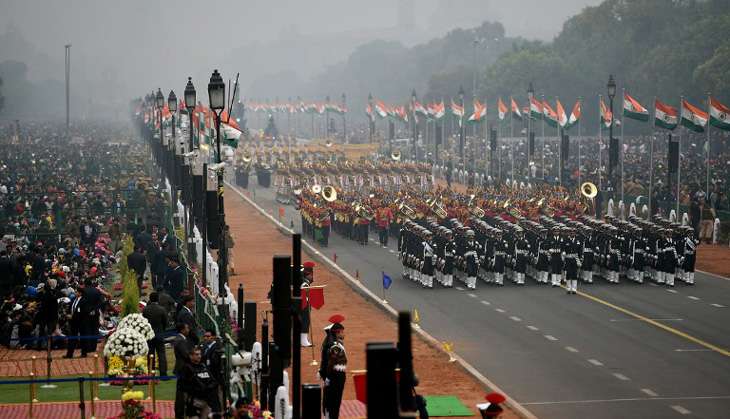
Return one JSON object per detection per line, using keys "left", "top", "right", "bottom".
{"left": 600, "top": 98, "right": 613, "bottom": 130}
{"left": 529, "top": 97, "right": 543, "bottom": 120}
{"left": 655, "top": 99, "right": 678, "bottom": 130}
{"left": 556, "top": 99, "right": 568, "bottom": 128}
{"left": 566, "top": 100, "right": 581, "bottom": 130}
{"left": 413, "top": 101, "right": 428, "bottom": 118}
{"left": 542, "top": 100, "right": 558, "bottom": 128}
{"left": 681, "top": 99, "right": 708, "bottom": 133}
{"left": 497, "top": 98, "right": 508, "bottom": 121}
{"left": 468, "top": 99, "right": 487, "bottom": 123}
{"left": 432, "top": 100, "right": 446, "bottom": 120}
{"left": 451, "top": 99, "right": 464, "bottom": 126}
{"left": 374, "top": 100, "right": 389, "bottom": 118}
{"left": 623, "top": 93, "right": 649, "bottom": 122}
{"left": 709, "top": 97, "right": 730, "bottom": 131}
{"left": 511, "top": 98, "right": 523, "bottom": 120}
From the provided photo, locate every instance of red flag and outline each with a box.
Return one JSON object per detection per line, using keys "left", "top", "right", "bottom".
{"left": 301, "top": 287, "right": 325, "bottom": 310}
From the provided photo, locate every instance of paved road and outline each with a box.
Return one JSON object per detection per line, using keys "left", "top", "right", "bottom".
{"left": 237, "top": 180, "right": 730, "bottom": 419}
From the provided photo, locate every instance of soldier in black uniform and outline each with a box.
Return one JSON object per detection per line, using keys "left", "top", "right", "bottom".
{"left": 322, "top": 316, "right": 347, "bottom": 419}
{"left": 442, "top": 229, "right": 455, "bottom": 287}
{"left": 580, "top": 225, "right": 595, "bottom": 284}
{"left": 659, "top": 228, "right": 679, "bottom": 287}
{"left": 300, "top": 261, "right": 315, "bottom": 347}
{"left": 492, "top": 229, "right": 507, "bottom": 286}
{"left": 628, "top": 226, "right": 647, "bottom": 283}
{"left": 421, "top": 230, "right": 434, "bottom": 288}
{"left": 464, "top": 229, "right": 478, "bottom": 289}
{"left": 513, "top": 228, "right": 529, "bottom": 285}
{"left": 548, "top": 228, "right": 564, "bottom": 287}
{"left": 680, "top": 226, "right": 698, "bottom": 285}
{"left": 535, "top": 228, "right": 550, "bottom": 284}
{"left": 563, "top": 227, "right": 582, "bottom": 294}
{"left": 606, "top": 226, "right": 621, "bottom": 283}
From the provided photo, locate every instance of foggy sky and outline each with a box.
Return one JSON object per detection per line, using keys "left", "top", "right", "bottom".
{"left": 0, "top": 0, "right": 601, "bottom": 118}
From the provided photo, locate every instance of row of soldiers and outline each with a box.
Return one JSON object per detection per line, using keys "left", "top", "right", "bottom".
{"left": 396, "top": 211, "right": 699, "bottom": 292}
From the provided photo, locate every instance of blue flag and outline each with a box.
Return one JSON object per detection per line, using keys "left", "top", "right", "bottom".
{"left": 382, "top": 272, "right": 392, "bottom": 290}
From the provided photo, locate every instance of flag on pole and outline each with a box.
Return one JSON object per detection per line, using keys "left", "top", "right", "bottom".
{"left": 382, "top": 272, "right": 393, "bottom": 290}
{"left": 374, "top": 100, "right": 389, "bottom": 118}
{"left": 529, "top": 97, "right": 543, "bottom": 120}
{"left": 655, "top": 99, "right": 678, "bottom": 130}
{"left": 710, "top": 97, "right": 730, "bottom": 131}
{"left": 366, "top": 103, "right": 374, "bottom": 121}
{"left": 511, "top": 98, "right": 523, "bottom": 120}
{"left": 432, "top": 100, "right": 446, "bottom": 120}
{"left": 556, "top": 99, "right": 568, "bottom": 128}
{"left": 450, "top": 99, "right": 464, "bottom": 126}
{"left": 566, "top": 100, "right": 581, "bottom": 130}
{"left": 468, "top": 99, "right": 487, "bottom": 123}
{"left": 623, "top": 92, "right": 649, "bottom": 122}
{"left": 413, "top": 100, "right": 428, "bottom": 118}
{"left": 542, "top": 100, "right": 558, "bottom": 128}
{"left": 497, "top": 98, "right": 508, "bottom": 121}
{"left": 600, "top": 98, "right": 613, "bottom": 130}
{"left": 394, "top": 106, "right": 409, "bottom": 123}
{"left": 681, "top": 99, "right": 708, "bottom": 133}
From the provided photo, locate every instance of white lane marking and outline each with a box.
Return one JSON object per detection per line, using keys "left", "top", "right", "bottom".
{"left": 687, "top": 295, "right": 700, "bottom": 301}
{"left": 467, "top": 293, "right": 477, "bottom": 298}
{"left": 526, "top": 325, "right": 539, "bottom": 331}
{"left": 613, "top": 373, "right": 630, "bottom": 381}
{"left": 666, "top": 289, "right": 678, "bottom": 294}
{"left": 609, "top": 318, "right": 684, "bottom": 322}
{"left": 521, "top": 395, "right": 730, "bottom": 406}
{"left": 588, "top": 359, "right": 604, "bottom": 366}
{"left": 509, "top": 316, "right": 522, "bottom": 322}
{"left": 565, "top": 346, "right": 579, "bottom": 353}
{"left": 641, "top": 388, "right": 658, "bottom": 397}
{"left": 674, "top": 348, "right": 712, "bottom": 352}
{"left": 495, "top": 308, "right": 506, "bottom": 313}
{"left": 711, "top": 303, "right": 726, "bottom": 308}
{"left": 480, "top": 300, "right": 491, "bottom": 305}
{"left": 455, "top": 286, "right": 465, "bottom": 291}
{"left": 670, "top": 405, "right": 691, "bottom": 415}
{"left": 544, "top": 335, "right": 558, "bottom": 341}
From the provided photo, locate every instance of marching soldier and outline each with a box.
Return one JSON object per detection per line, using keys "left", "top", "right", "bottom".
{"left": 512, "top": 228, "right": 529, "bottom": 285}
{"left": 492, "top": 229, "right": 507, "bottom": 286}
{"left": 548, "top": 227, "right": 564, "bottom": 287}
{"left": 464, "top": 229, "right": 478, "bottom": 290}
{"left": 580, "top": 225, "right": 595, "bottom": 283}
{"left": 421, "top": 230, "right": 434, "bottom": 288}
{"left": 681, "top": 226, "right": 698, "bottom": 285}
{"left": 443, "top": 229, "right": 455, "bottom": 287}
{"left": 563, "top": 227, "right": 582, "bottom": 294}
{"left": 659, "top": 228, "right": 678, "bottom": 286}
{"left": 375, "top": 203, "right": 394, "bottom": 247}
{"left": 535, "top": 228, "right": 550, "bottom": 284}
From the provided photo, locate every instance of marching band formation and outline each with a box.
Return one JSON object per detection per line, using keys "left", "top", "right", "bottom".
{"left": 240, "top": 147, "right": 700, "bottom": 294}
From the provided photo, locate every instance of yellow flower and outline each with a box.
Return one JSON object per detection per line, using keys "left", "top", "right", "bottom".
{"left": 122, "top": 390, "right": 145, "bottom": 401}
{"left": 262, "top": 411, "right": 272, "bottom": 418}
{"left": 134, "top": 357, "right": 147, "bottom": 368}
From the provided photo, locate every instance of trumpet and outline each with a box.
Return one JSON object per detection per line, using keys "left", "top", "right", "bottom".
{"left": 322, "top": 185, "right": 337, "bottom": 202}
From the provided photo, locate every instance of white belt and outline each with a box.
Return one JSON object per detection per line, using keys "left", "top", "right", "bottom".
{"left": 333, "top": 364, "right": 347, "bottom": 372}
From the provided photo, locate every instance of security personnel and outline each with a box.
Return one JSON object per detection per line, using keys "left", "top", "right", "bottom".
{"left": 324, "top": 320, "right": 347, "bottom": 419}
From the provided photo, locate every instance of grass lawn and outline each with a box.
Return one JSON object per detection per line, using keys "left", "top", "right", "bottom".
{"left": 0, "top": 376, "right": 177, "bottom": 403}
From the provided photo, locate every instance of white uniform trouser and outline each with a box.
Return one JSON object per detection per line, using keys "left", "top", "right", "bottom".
{"left": 466, "top": 276, "right": 476, "bottom": 289}
{"left": 551, "top": 273, "right": 562, "bottom": 286}
{"left": 567, "top": 279, "right": 578, "bottom": 292}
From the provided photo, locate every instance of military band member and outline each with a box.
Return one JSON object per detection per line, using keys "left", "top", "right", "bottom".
{"left": 375, "top": 204, "right": 394, "bottom": 247}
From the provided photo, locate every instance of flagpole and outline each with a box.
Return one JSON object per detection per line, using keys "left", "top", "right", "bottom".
{"left": 649, "top": 97, "right": 656, "bottom": 218}
{"left": 598, "top": 94, "right": 603, "bottom": 191}
{"left": 556, "top": 96, "right": 561, "bottom": 186}
{"left": 706, "top": 92, "right": 711, "bottom": 199}
{"left": 541, "top": 94, "right": 546, "bottom": 181}
{"left": 578, "top": 97, "right": 582, "bottom": 189}
{"left": 510, "top": 97, "right": 514, "bottom": 182}
{"left": 620, "top": 88, "right": 625, "bottom": 203}
{"left": 677, "top": 96, "right": 683, "bottom": 215}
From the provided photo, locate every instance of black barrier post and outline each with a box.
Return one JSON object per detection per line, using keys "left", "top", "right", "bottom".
{"left": 261, "top": 318, "right": 269, "bottom": 410}
{"left": 243, "top": 302, "right": 257, "bottom": 351}
{"left": 237, "top": 284, "right": 244, "bottom": 335}
{"left": 291, "top": 234, "right": 302, "bottom": 419}
{"left": 301, "top": 384, "right": 321, "bottom": 419}
{"left": 272, "top": 256, "right": 292, "bottom": 365}
{"left": 366, "top": 342, "right": 399, "bottom": 418}
{"left": 398, "top": 312, "right": 417, "bottom": 415}
{"left": 79, "top": 376, "right": 86, "bottom": 419}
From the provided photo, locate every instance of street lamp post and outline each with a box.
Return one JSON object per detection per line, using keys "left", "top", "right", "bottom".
{"left": 184, "top": 78, "right": 197, "bottom": 266}
{"left": 208, "top": 69, "right": 228, "bottom": 301}
{"left": 458, "top": 85, "right": 465, "bottom": 168}
{"left": 168, "top": 90, "right": 178, "bottom": 212}
{"left": 607, "top": 75, "right": 617, "bottom": 199}
{"left": 155, "top": 88, "right": 165, "bottom": 180}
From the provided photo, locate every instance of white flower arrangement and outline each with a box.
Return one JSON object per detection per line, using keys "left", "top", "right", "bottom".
{"left": 103, "top": 327, "right": 149, "bottom": 358}
{"left": 116, "top": 313, "right": 155, "bottom": 341}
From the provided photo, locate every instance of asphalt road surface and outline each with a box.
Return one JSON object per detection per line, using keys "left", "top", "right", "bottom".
{"left": 237, "top": 179, "right": 730, "bottom": 419}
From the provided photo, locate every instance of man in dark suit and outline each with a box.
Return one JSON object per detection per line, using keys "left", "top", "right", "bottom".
{"left": 163, "top": 253, "right": 185, "bottom": 302}
{"left": 143, "top": 292, "right": 169, "bottom": 376}
{"left": 175, "top": 294, "right": 199, "bottom": 345}
{"left": 79, "top": 219, "right": 98, "bottom": 246}
{"left": 173, "top": 322, "right": 194, "bottom": 419}
{"left": 127, "top": 246, "right": 147, "bottom": 290}
{"left": 64, "top": 279, "right": 105, "bottom": 358}
{"left": 201, "top": 328, "right": 224, "bottom": 384}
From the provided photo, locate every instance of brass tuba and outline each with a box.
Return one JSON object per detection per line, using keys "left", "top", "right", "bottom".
{"left": 396, "top": 199, "right": 417, "bottom": 219}
{"left": 391, "top": 150, "right": 401, "bottom": 161}
{"left": 580, "top": 181, "right": 598, "bottom": 215}
{"left": 468, "top": 194, "right": 485, "bottom": 218}
{"left": 426, "top": 196, "right": 448, "bottom": 219}
{"left": 311, "top": 184, "right": 322, "bottom": 194}
{"left": 322, "top": 185, "right": 337, "bottom": 202}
